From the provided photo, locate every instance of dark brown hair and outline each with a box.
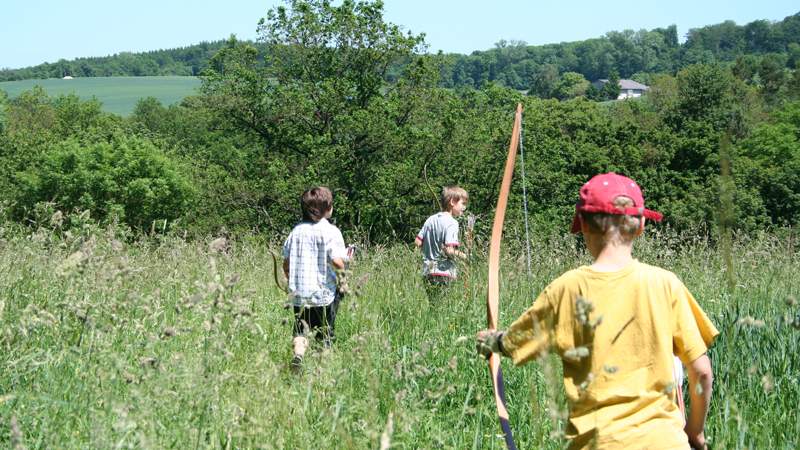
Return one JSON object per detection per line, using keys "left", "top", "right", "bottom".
{"left": 301, "top": 186, "right": 333, "bottom": 222}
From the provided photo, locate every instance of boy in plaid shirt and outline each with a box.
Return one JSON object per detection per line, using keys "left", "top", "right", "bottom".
{"left": 282, "top": 186, "right": 349, "bottom": 367}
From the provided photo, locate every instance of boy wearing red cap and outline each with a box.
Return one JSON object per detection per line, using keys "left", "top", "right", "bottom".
{"left": 477, "top": 173, "right": 718, "bottom": 450}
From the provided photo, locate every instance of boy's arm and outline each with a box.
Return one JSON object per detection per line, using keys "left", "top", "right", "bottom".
{"left": 443, "top": 244, "right": 467, "bottom": 260}
{"left": 685, "top": 353, "right": 713, "bottom": 450}
{"left": 476, "top": 289, "right": 555, "bottom": 364}
{"left": 331, "top": 257, "right": 346, "bottom": 270}
{"left": 443, "top": 222, "right": 465, "bottom": 259}
{"left": 283, "top": 258, "right": 290, "bottom": 278}
{"left": 414, "top": 236, "right": 423, "bottom": 248}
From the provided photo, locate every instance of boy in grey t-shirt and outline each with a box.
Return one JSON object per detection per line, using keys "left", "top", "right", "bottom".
{"left": 415, "top": 186, "right": 468, "bottom": 289}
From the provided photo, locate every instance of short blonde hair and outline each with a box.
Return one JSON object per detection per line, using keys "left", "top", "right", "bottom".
{"left": 580, "top": 196, "right": 642, "bottom": 243}
{"left": 441, "top": 186, "right": 468, "bottom": 212}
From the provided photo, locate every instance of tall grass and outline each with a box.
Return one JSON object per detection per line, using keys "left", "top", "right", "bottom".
{"left": 0, "top": 222, "right": 798, "bottom": 448}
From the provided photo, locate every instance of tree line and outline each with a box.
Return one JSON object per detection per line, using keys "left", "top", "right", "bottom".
{"left": 3, "top": 9, "right": 799, "bottom": 98}
{"left": 1, "top": 0, "right": 799, "bottom": 243}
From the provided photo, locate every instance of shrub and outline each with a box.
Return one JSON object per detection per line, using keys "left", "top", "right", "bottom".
{"left": 15, "top": 134, "right": 194, "bottom": 231}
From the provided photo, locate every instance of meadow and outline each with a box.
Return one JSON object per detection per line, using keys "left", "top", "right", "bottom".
{"left": 0, "top": 76, "right": 200, "bottom": 116}
{"left": 0, "top": 217, "right": 798, "bottom": 449}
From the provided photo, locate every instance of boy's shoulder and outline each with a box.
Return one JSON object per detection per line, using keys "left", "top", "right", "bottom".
{"left": 548, "top": 261, "right": 682, "bottom": 290}
{"left": 289, "top": 219, "right": 337, "bottom": 234}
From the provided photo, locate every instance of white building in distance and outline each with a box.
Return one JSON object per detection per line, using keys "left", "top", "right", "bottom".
{"left": 592, "top": 79, "right": 649, "bottom": 99}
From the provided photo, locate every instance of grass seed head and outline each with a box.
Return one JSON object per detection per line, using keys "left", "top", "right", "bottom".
{"left": 564, "top": 346, "right": 590, "bottom": 362}
{"left": 736, "top": 316, "right": 765, "bottom": 327}
{"left": 761, "top": 374, "right": 774, "bottom": 393}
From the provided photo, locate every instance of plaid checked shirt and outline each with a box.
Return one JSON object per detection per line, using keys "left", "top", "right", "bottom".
{"left": 282, "top": 218, "right": 348, "bottom": 307}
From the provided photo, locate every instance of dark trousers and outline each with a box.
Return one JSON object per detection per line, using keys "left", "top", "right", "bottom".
{"left": 424, "top": 275, "right": 454, "bottom": 303}
{"left": 292, "top": 292, "right": 341, "bottom": 346}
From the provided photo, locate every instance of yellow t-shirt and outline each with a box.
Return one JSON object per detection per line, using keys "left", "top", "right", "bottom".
{"left": 502, "top": 260, "right": 719, "bottom": 450}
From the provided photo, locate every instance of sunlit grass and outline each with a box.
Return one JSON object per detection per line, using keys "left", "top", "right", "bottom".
{"left": 0, "top": 222, "right": 798, "bottom": 448}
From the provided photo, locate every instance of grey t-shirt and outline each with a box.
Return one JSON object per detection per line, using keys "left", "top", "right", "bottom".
{"left": 416, "top": 212, "right": 460, "bottom": 278}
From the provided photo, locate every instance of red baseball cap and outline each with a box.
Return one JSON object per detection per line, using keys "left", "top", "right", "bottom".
{"left": 570, "top": 172, "right": 663, "bottom": 233}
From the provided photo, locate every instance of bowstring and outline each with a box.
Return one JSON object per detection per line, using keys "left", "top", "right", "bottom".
{"left": 518, "top": 113, "right": 533, "bottom": 279}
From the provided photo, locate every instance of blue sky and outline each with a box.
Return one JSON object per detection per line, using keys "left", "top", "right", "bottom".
{"left": 1, "top": 0, "right": 798, "bottom": 69}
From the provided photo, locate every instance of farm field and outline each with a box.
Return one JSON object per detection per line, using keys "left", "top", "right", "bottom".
{"left": 0, "top": 76, "right": 200, "bottom": 116}
{"left": 1, "top": 221, "right": 798, "bottom": 449}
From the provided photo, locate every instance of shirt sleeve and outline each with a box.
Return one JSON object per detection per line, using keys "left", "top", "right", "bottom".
{"left": 327, "top": 226, "right": 348, "bottom": 261}
{"left": 502, "top": 287, "right": 556, "bottom": 366}
{"left": 416, "top": 221, "right": 427, "bottom": 242}
{"left": 444, "top": 221, "right": 460, "bottom": 246}
{"left": 671, "top": 278, "right": 719, "bottom": 365}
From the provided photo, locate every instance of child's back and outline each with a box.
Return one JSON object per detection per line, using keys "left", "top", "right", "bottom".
{"left": 477, "top": 173, "right": 718, "bottom": 450}
{"left": 417, "top": 211, "right": 460, "bottom": 278}
{"left": 284, "top": 218, "right": 345, "bottom": 305}
{"left": 282, "top": 187, "right": 348, "bottom": 368}
{"left": 415, "top": 186, "right": 468, "bottom": 282}
{"left": 506, "top": 260, "right": 717, "bottom": 448}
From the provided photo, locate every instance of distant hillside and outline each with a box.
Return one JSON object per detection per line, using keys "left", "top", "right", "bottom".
{"left": 2, "top": 12, "right": 799, "bottom": 92}
{"left": 436, "top": 12, "right": 800, "bottom": 90}
{"left": 0, "top": 41, "right": 241, "bottom": 82}
{"left": 0, "top": 76, "right": 200, "bottom": 116}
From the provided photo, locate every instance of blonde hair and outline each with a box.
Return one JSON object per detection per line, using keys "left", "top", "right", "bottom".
{"left": 581, "top": 196, "right": 642, "bottom": 243}
{"left": 441, "top": 186, "right": 468, "bottom": 212}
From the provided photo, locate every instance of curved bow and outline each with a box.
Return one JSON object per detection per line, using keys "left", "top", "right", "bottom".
{"left": 486, "top": 103, "right": 523, "bottom": 450}
{"left": 270, "top": 249, "right": 289, "bottom": 294}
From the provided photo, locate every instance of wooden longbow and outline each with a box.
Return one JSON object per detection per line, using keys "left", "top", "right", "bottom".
{"left": 486, "top": 103, "right": 522, "bottom": 450}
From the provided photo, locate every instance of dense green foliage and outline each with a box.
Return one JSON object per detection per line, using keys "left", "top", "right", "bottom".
{"left": 0, "top": 0, "right": 799, "bottom": 240}
{"left": 14, "top": 135, "right": 194, "bottom": 230}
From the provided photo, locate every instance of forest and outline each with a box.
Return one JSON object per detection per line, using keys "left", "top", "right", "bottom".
{"left": 0, "top": 1, "right": 799, "bottom": 243}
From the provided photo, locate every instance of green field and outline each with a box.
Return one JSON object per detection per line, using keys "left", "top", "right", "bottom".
{"left": 0, "top": 76, "right": 201, "bottom": 116}
{"left": 1, "top": 218, "right": 798, "bottom": 448}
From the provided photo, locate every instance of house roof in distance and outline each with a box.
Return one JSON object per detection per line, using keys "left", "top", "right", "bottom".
{"left": 593, "top": 79, "right": 649, "bottom": 90}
